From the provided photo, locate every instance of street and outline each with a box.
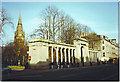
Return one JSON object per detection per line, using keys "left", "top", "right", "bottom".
{"left": 3, "top": 64, "right": 119, "bottom": 81}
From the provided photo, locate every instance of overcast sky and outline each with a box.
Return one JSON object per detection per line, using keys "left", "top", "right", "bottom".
{"left": 2, "top": 2, "right": 119, "bottom": 45}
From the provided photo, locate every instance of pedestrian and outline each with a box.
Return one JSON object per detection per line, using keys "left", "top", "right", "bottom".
{"left": 77, "top": 62, "right": 79, "bottom": 67}
{"left": 49, "top": 62, "right": 52, "bottom": 69}
{"left": 25, "top": 62, "right": 28, "bottom": 69}
{"left": 90, "top": 62, "right": 92, "bottom": 66}
{"left": 57, "top": 63, "right": 60, "bottom": 69}
{"left": 89, "top": 58, "right": 92, "bottom": 66}
{"left": 61, "top": 63, "right": 63, "bottom": 69}
{"left": 67, "top": 62, "right": 70, "bottom": 68}
{"left": 82, "top": 62, "right": 84, "bottom": 66}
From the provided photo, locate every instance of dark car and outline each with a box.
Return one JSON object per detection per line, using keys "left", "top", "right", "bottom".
{"left": 108, "top": 59, "right": 113, "bottom": 64}
{"left": 113, "top": 58, "right": 118, "bottom": 64}
{"left": 108, "top": 58, "right": 118, "bottom": 64}
{"left": 0, "top": 64, "right": 12, "bottom": 74}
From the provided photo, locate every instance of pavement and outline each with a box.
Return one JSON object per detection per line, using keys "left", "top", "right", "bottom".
{"left": 2, "top": 63, "right": 119, "bottom": 81}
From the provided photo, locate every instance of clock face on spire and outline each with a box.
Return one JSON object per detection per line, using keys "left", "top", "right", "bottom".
{"left": 19, "top": 34, "right": 22, "bottom": 36}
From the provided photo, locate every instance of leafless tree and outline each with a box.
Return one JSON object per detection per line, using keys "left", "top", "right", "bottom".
{"left": 0, "top": 8, "right": 13, "bottom": 33}
{"left": 39, "top": 6, "right": 60, "bottom": 41}
{"left": 83, "top": 32, "right": 100, "bottom": 49}
{"left": 31, "top": 5, "right": 95, "bottom": 44}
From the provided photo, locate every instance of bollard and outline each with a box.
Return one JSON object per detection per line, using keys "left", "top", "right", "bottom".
{"left": 67, "top": 65, "right": 70, "bottom": 68}
{"left": 51, "top": 65, "right": 54, "bottom": 69}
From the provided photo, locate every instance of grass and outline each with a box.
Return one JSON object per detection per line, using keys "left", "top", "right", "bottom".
{"left": 8, "top": 66, "right": 25, "bottom": 70}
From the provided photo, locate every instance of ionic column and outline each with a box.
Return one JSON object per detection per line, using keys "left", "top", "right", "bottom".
{"left": 68, "top": 49, "right": 70, "bottom": 63}
{"left": 64, "top": 48, "right": 67, "bottom": 63}
{"left": 61, "top": 48, "right": 63, "bottom": 63}
{"left": 56, "top": 47, "right": 59, "bottom": 63}
{"left": 51, "top": 46, "right": 54, "bottom": 63}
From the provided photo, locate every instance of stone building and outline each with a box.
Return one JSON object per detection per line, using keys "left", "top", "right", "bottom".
{"left": 97, "top": 35, "right": 119, "bottom": 62}
{"left": 28, "top": 38, "right": 89, "bottom": 68}
{"left": 28, "top": 34, "right": 118, "bottom": 68}
{"left": 87, "top": 35, "right": 118, "bottom": 62}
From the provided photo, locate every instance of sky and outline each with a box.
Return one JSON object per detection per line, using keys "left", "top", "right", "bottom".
{"left": 2, "top": 2, "right": 119, "bottom": 45}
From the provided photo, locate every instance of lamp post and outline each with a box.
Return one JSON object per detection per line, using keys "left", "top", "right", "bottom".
{"left": 18, "top": 49, "right": 20, "bottom": 66}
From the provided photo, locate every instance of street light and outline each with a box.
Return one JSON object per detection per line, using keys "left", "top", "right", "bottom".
{"left": 18, "top": 49, "right": 20, "bottom": 66}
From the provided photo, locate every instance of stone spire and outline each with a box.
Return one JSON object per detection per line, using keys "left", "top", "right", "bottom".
{"left": 16, "top": 12, "right": 23, "bottom": 31}
{"left": 14, "top": 12, "right": 25, "bottom": 43}
{"left": 18, "top": 12, "right": 22, "bottom": 25}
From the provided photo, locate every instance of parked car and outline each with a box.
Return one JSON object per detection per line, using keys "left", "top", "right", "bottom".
{"left": 0, "top": 64, "right": 12, "bottom": 74}
{"left": 113, "top": 58, "right": 118, "bottom": 64}
{"left": 108, "top": 58, "right": 118, "bottom": 64}
{"left": 108, "top": 59, "right": 113, "bottom": 64}
{"left": 101, "top": 57, "right": 109, "bottom": 64}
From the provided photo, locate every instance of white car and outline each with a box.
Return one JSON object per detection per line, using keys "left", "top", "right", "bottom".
{"left": 101, "top": 57, "right": 109, "bottom": 64}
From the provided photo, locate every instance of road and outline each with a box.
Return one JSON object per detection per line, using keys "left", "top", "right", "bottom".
{"left": 2, "top": 64, "right": 119, "bottom": 81}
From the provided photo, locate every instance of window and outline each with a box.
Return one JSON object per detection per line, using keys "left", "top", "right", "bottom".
{"left": 103, "top": 52, "right": 105, "bottom": 57}
{"left": 33, "top": 48, "right": 36, "bottom": 50}
{"left": 103, "top": 41, "right": 104, "bottom": 44}
{"left": 103, "top": 46, "right": 105, "bottom": 50}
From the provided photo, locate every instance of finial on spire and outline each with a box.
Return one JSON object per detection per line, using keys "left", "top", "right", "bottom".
{"left": 18, "top": 11, "right": 22, "bottom": 25}
{"left": 19, "top": 11, "right": 21, "bottom": 19}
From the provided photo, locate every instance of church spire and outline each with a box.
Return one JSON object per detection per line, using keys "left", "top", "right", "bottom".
{"left": 15, "top": 12, "right": 25, "bottom": 43}
{"left": 16, "top": 12, "right": 23, "bottom": 31}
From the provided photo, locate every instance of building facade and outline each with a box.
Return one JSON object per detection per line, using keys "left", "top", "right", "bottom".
{"left": 88, "top": 35, "right": 118, "bottom": 62}
{"left": 97, "top": 35, "right": 118, "bottom": 62}
{"left": 28, "top": 35, "right": 118, "bottom": 66}
{"left": 28, "top": 38, "right": 88, "bottom": 66}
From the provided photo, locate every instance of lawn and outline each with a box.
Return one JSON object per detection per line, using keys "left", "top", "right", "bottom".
{"left": 8, "top": 66, "right": 25, "bottom": 70}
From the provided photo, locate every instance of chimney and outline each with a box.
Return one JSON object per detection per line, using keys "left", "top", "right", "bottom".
{"left": 110, "top": 39, "right": 116, "bottom": 43}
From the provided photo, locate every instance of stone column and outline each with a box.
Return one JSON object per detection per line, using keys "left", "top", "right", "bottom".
{"left": 61, "top": 48, "right": 63, "bottom": 63}
{"left": 56, "top": 47, "right": 59, "bottom": 63}
{"left": 51, "top": 46, "right": 54, "bottom": 63}
{"left": 68, "top": 49, "right": 70, "bottom": 63}
{"left": 64, "top": 48, "right": 67, "bottom": 63}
